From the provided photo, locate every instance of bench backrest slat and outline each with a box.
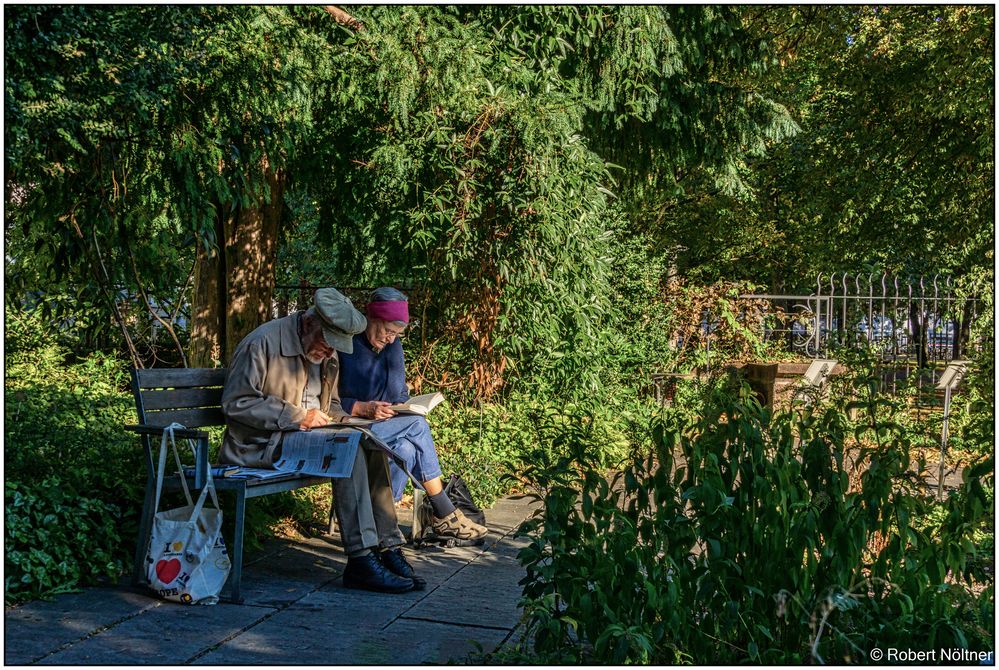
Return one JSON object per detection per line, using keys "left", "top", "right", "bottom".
{"left": 132, "top": 368, "right": 228, "bottom": 429}
{"left": 134, "top": 368, "right": 228, "bottom": 390}
{"left": 141, "top": 387, "right": 224, "bottom": 411}
{"left": 140, "top": 407, "right": 227, "bottom": 428}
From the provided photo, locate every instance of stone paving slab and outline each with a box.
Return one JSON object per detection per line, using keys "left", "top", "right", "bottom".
{"left": 198, "top": 616, "right": 509, "bottom": 665}
{"left": 481, "top": 494, "right": 538, "bottom": 530}
{"left": 194, "top": 585, "right": 425, "bottom": 665}
{"left": 402, "top": 562, "right": 525, "bottom": 631}
{"left": 480, "top": 533, "right": 532, "bottom": 560}
{"left": 378, "top": 618, "right": 511, "bottom": 664}
{"left": 35, "top": 600, "right": 269, "bottom": 665}
{"left": 235, "top": 543, "right": 344, "bottom": 607}
{"left": 4, "top": 588, "right": 157, "bottom": 665}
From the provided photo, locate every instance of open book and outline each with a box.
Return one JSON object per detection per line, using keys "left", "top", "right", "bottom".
{"left": 289, "top": 392, "right": 446, "bottom": 430}
{"left": 387, "top": 392, "right": 446, "bottom": 416}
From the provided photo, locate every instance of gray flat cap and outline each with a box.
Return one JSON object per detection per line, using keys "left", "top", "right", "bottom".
{"left": 313, "top": 288, "right": 366, "bottom": 354}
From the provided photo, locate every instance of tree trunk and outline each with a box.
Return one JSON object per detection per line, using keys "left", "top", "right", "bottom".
{"left": 188, "top": 163, "right": 286, "bottom": 367}
{"left": 188, "top": 212, "right": 227, "bottom": 368}
{"left": 224, "top": 165, "right": 284, "bottom": 359}
{"left": 954, "top": 298, "right": 974, "bottom": 360}
{"left": 909, "top": 303, "right": 928, "bottom": 368}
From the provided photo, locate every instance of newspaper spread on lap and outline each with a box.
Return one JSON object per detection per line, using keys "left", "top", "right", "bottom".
{"left": 268, "top": 425, "right": 423, "bottom": 491}
{"left": 273, "top": 428, "right": 360, "bottom": 478}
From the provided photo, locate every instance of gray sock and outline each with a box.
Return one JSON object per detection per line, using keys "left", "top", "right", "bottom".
{"left": 429, "top": 491, "right": 456, "bottom": 518}
{"left": 348, "top": 548, "right": 372, "bottom": 559}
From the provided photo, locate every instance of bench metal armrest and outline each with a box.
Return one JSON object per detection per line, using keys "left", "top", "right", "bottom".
{"left": 125, "top": 424, "right": 213, "bottom": 488}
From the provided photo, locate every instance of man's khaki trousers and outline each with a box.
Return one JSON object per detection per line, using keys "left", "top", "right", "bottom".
{"left": 332, "top": 441, "right": 406, "bottom": 554}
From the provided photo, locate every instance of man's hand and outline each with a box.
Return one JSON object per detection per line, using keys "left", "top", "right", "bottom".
{"left": 299, "top": 408, "right": 331, "bottom": 430}
{"left": 353, "top": 400, "right": 397, "bottom": 420}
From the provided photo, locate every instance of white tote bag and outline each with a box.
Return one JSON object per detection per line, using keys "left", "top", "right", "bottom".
{"left": 145, "top": 423, "right": 231, "bottom": 605}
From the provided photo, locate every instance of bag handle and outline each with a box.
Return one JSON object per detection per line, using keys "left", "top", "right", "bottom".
{"left": 152, "top": 423, "right": 222, "bottom": 521}
{"left": 153, "top": 424, "right": 191, "bottom": 514}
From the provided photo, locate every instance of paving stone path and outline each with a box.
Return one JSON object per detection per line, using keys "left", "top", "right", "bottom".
{"left": 5, "top": 494, "right": 539, "bottom": 666}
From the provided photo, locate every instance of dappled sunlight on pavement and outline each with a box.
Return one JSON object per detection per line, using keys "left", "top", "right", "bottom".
{"left": 5, "top": 493, "right": 540, "bottom": 666}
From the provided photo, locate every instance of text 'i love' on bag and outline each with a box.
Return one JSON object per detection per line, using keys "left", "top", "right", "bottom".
{"left": 145, "top": 423, "right": 231, "bottom": 605}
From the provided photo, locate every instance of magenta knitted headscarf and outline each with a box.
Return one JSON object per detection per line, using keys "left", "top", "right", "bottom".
{"left": 366, "top": 287, "right": 410, "bottom": 323}
{"left": 366, "top": 300, "right": 409, "bottom": 323}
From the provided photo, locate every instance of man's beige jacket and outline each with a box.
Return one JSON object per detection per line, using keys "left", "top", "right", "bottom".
{"left": 220, "top": 311, "right": 348, "bottom": 467}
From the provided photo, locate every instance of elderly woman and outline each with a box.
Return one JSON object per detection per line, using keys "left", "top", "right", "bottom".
{"left": 337, "top": 287, "right": 488, "bottom": 542}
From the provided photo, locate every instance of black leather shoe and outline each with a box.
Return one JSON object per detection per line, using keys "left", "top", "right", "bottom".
{"left": 343, "top": 553, "right": 414, "bottom": 593}
{"left": 379, "top": 547, "right": 426, "bottom": 591}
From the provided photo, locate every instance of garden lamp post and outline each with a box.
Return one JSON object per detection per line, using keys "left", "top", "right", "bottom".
{"left": 935, "top": 361, "right": 968, "bottom": 501}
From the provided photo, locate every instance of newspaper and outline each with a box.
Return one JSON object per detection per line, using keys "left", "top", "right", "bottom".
{"left": 272, "top": 428, "right": 361, "bottom": 478}
{"left": 230, "top": 467, "right": 302, "bottom": 481}
{"left": 259, "top": 424, "right": 424, "bottom": 492}
{"left": 349, "top": 426, "right": 426, "bottom": 494}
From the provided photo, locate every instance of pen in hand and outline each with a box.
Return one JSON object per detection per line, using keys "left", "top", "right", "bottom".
{"left": 299, "top": 408, "right": 331, "bottom": 431}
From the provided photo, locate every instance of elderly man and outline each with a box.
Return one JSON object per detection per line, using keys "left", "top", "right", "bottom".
{"left": 220, "top": 287, "right": 425, "bottom": 594}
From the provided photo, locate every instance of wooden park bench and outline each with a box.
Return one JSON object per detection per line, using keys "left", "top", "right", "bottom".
{"left": 126, "top": 367, "right": 351, "bottom": 604}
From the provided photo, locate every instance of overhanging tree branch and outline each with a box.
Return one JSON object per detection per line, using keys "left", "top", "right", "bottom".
{"left": 88, "top": 225, "right": 144, "bottom": 369}
{"left": 323, "top": 6, "right": 363, "bottom": 31}
{"left": 126, "top": 240, "right": 190, "bottom": 368}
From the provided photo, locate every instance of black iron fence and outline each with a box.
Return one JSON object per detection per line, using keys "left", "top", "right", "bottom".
{"left": 732, "top": 273, "right": 982, "bottom": 399}
{"left": 740, "top": 273, "right": 980, "bottom": 362}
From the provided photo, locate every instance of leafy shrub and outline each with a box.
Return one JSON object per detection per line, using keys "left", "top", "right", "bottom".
{"left": 514, "top": 373, "right": 993, "bottom": 663}
{"left": 5, "top": 478, "right": 124, "bottom": 604}
{"left": 948, "top": 339, "right": 995, "bottom": 459}
{"left": 5, "top": 307, "right": 145, "bottom": 603}
{"left": 423, "top": 386, "right": 641, "bottom": 507}
{"left": 5, "top": 313, "right": 143, "bottom": 501}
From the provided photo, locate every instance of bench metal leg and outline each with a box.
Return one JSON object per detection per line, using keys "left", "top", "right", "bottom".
{"left": 226, "top": 488, "right": 247, "bottom": 604}
{"left": 132, "top": 475, "right": 157, "bottom": 586}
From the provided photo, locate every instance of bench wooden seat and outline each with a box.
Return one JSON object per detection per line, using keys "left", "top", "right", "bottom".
{"left": 126, "top": 367, "right": 343, "bottom": 604}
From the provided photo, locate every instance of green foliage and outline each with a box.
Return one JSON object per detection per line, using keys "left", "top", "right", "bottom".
{"left": 5, "top": 309, "right": 142, "bottom": 498}
{"left": 5, "top": 478, "right": 124, "bottom": 604}
{"left": 601, "top": 224, "right": 675, "bottom": 379}
{"left": 5, "top": 6, "right": 354, "bottom": 364}
{"left": 668, "top": 6, "right": 995, "bottom": 287}
{"left": 272, "top": 5, "right": 799, "bottom": 400}
{"left": 6, "top": 7, "right": 209, "bottom": 287}
{"left": 645, "top": 279, "right": 774, "bottom": 372}
{"left": 409, "top": 386, "right": 642, "bottom": 507}
{"left": 7, "top": 5, "right": 993, "bottom": 398}
{"left": 471, "top": 6, "right": 799, "bottom": 202}
{"left": 299, "top": 6, "right": 616, "bottom": 400}
{"left": 948, "top": 277, "right": 995, "bottom": 458}
{"left": 514, "top": 373, "right": 993, "bottom": 663}
{"left": 4, "top": 307, "right": 141, "bottom": 603}
{"left": 429, "top": 400, "right": 533, "bottom": 506}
